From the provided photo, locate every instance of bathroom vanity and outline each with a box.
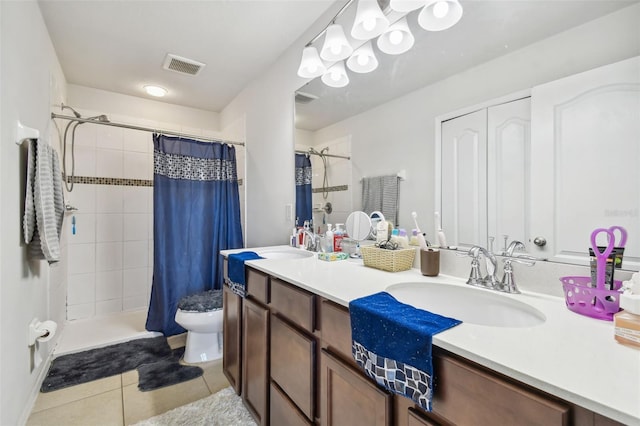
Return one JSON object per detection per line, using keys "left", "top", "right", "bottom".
{"left": 221, "top": 247, "right": 638, "bottom": 426}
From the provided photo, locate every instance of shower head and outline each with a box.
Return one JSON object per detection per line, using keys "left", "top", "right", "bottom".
{"left": 61, "top": 103, "right": 81, "bottom": 118}
{"left": 86, "top": 114, "right": 110, "bottom": 123}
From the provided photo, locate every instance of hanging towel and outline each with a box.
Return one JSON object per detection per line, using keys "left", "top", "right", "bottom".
{"left": 362, "top": 175, "right": 400, "bottom": 226}
{"left": 349, "top": 292, "right": 461, "bottom": 412}
{"left": 225, "top": 251, "right": 263, "bottom": 297}
{"left": 23, "top": 139, "right": 65, "bottom": 263}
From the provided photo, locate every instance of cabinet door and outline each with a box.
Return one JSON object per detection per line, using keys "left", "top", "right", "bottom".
{"left": 271, "top": 314, "right": 315, "bottom": 420}
{"left": 320, "top": 349, "right": 392, "bottom": 426}
{"left": 223, "top": 284, "right": 242, "bottom": 395}
{"left": 242, "top": 298, "right": 270, "bottom": 426}
{"left": 441, "top": 108, "right": 488, "bottom": 248}
{"left": 487, "top": 97, "right": 531, "bottom": 252}
{"left": 270, "top": 382, "right": 313, "bottom": 426}
{"left": 530, "top": 56, "right": 640, "bottom": 266}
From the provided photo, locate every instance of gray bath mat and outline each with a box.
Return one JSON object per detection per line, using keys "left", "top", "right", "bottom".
{"left": 137, "top": 347, "right": 203, "bottom": 391}
{"left": 41, "top": 336, "right": 202, "bottom": 393}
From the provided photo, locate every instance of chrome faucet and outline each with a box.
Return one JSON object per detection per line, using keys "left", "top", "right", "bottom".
{"left": 498, "top": 240, "right": 536, "bottom": 293}
{"left": 460, "top": 240, "right": 536, "bottom": 293}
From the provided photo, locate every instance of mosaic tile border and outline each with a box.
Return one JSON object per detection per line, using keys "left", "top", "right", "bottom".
{"left": 312, "top": 184, "right": 348, "bottom": 193}
{"left": 64, "top": 175, "right": 152, "bottom": 187}
{"left": 353, "top": 341, "right": 433, "bottom": 411}
{"left": 64, "top": 175, "right": 243, "bottom": 187}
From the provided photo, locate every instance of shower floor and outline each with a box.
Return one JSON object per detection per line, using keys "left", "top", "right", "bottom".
{"left": 54, "top": 309, "right": 161, "bottom": 356}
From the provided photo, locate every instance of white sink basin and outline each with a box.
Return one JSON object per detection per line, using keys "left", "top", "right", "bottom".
{"left": 385, "top": 282, "right": 546, "bottom": 328}
{"left": 256, "top": 247, "right": 315, "bottom": 260}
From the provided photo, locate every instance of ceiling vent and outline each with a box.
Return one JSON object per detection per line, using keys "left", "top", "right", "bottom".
{"left": 295, "top": 91, "right": 319, "bottom": 104}
{"left": 163, "top": 54, "right": 206, "bottom": 76}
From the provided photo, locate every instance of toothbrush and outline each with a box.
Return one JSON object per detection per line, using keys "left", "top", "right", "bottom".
{"left": 434, "top": 211, "right": 448, "bottom": 248}
{"left": 411, "top": 212, "right": 429, "bottom": 250}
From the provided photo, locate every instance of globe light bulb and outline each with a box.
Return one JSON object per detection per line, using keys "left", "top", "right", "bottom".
{"left": 363, "top": 17, "right": 376, "bottom": 31}
{"left": 433, "top": 1, "right": 449, "bottom": 18}
{"left": 308, "top": 64, "right": 318, "bottom": 73}
{"left": 331, "top": 44, "right": 341, "bottom": 55}
{"left": 389, "top": 30, "right": 403, "bottom": 45}
{"left": 331, "top": 70, "right": 341, "bottom": 81}
{"left": 357, "top": 54, "right": 369, "bottom": 66}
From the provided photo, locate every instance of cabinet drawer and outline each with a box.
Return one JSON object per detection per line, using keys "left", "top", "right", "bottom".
{"left": 271, "top": 314, "right": 315, "bottom": 420}
{"left": 246, "top": 268, "right": 269, "bottom": 304}
{"left": 270, "top": 278, "right": 314, "bottom": 332}
{"left": 432, "top": 351, "right": 570, "bottom": 425}
{"left": 270, "top": 382, "right": 313, "bottom": 426}
{"left": 320, "top": 299, "right": 352, "bottom": 361}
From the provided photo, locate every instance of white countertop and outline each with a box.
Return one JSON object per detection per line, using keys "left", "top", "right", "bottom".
{"left": 221, "top": 246, "right": 640, "bottom": 425}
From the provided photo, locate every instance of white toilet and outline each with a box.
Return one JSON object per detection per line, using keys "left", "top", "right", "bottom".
{"left": 174, "top": 289, "right": 224, "bottom": 363}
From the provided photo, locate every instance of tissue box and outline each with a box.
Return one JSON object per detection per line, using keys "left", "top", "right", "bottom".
{"left": 318, "top": 252, "right": 349, "bottom": 262}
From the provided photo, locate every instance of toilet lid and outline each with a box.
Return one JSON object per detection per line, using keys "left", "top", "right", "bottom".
{"left": 178, "top": 289, "right": 223, "bottom": 312}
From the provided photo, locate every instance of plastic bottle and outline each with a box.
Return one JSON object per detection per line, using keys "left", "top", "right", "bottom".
{"left": 334, "top": 224, "right": 344, "bottom": 252}
{"left": 410, "top": 229, "right": 419, "bottom": 246}
{"left": 397, "top": 229, "right": 409, "bottom": 249}
{"left": 325, "top": 224, "right": 334, "bottom": 253}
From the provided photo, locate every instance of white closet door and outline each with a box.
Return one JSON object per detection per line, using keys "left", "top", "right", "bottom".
{"left": 441, "top": 109, "right": 488, "bottom": 248}
{"left": 530, "top": 56, "right": 640, "bottom": 266}
{"left": 487, "top": 98, "right": 531, "bottom": 253}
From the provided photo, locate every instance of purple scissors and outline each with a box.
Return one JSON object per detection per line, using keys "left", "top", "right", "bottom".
{"left": 590, "top": 228, "right": 615, "bottom": 290}
{"left": 608, "top": 225, "right": 627, "bottom": 248}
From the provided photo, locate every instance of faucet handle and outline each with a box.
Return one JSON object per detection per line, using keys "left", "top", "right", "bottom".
{"left": 498, "top": 255, "right": 535, "bottom": 293}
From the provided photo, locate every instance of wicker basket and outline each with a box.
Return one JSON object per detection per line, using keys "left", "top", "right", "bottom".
{"left": 360, "top": 246, "right": 416, "bottom": 272}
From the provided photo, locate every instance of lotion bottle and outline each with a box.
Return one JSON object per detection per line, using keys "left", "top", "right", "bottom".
{"left": 325, "top": 224, "right": 334, "bottom": 253}
{"left": 334, "top": 224, "right": 344, "bottom": 252}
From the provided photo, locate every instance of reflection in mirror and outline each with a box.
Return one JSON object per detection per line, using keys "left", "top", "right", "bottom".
{"left": 295, "top": 1, "right": 640, "bottom": 268}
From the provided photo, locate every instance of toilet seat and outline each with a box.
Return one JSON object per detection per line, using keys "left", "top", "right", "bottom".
{"left": 178, "top": 289, "right": 223, "bottom": 312}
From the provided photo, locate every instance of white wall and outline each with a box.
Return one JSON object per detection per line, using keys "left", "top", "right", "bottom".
{"left": 64, "top": 85, "right": 224, "bottom": 319}
{"left": 310, "top": 4, "right": 640, "bottom": 240}
{"left": 0, "top": 2, "right": 68, "bottom": 424}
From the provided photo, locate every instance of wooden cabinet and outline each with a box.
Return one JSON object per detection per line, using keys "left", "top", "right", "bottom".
{"left": 242, "top": 297, "right": 270, "bottom": 426}
{"left": 320, "top": 349, "right": 392, "bottom": 426}
{"left": 270, "top": 314, "right": 315, "bottom": 420}
{"left": 222, "top": 284, "right": 242, "bottom": 394}
{"left": 225, "top": 267, "right": 626, "bottom": 426}
{"left": 270, "top": 382, "right": 313, "bottom": 426}
{"left": 431, "top": 350, "right": 569, "bottom": 425}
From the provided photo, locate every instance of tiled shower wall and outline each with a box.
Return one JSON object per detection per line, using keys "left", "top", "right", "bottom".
{"left": 63, "top": 108, "right": 224, "bottom": 320}
{"left": 310, "top": 136, "right": 352, "bottom": 230}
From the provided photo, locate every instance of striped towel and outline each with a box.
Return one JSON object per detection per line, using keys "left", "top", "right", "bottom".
{"left": 23, "top": 139, "right": 65, "bottom": 263}
{"left": 362, "top": 175, "right": 400, "bottom": 226}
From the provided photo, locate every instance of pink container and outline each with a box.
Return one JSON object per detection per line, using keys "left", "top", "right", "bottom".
{"left": 560, "top": 276, "right": 623, "bottom": 321}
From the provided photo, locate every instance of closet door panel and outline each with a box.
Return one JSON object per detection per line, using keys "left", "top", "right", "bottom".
{"left": 441, "top": 109, "right": 488, "bottom": 248}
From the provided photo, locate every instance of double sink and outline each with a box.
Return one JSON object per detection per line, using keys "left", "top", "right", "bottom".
{"left": 251, "top": 246, "right": 546, "bottom": 328}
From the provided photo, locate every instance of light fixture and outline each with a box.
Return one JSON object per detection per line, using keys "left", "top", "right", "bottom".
{"left": 346, "top": 40, "right": 378, "bottom": 73}
{"left": 321, "top": 61, "right": 349, "bottom": 88}
{"left": 297, "top": 46, "right": 327, "bottom": 78}
{"left": 377, "top": 17, "right": 414, "bottom": 55}
{"left": 351, "top": 0, "right": 389, "bottom": 41}
{"left": 321, "top": 24, "right": 354, "bottom": 61}
{"left": 418, "top": 0, "right": 463, "bottom": 31}
{"left": 144, "top": 85, "right": 167, "bottom": 97}
{"left": 389, "top": 0, "right": 425, "bottom": 12}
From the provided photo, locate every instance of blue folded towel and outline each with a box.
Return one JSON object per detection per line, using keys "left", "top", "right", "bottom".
{"left": 349, "top": 292, "right": 461, "bottom": 411}
{"left": 226, "top": 251, "right": 263, "bottom": 297}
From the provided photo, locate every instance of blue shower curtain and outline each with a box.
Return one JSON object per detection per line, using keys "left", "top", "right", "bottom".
{"left": 146, "top": 134, "right": 243, "bottom": 336}
{"left": 295, "top": 153, "right": 312, "bottom": 226}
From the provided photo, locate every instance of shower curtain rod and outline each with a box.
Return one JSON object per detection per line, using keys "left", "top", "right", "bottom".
{"left": 295, "top": 149, "right": 350, "bottom": 160}
{"left": 51, "top": 113, "right": 245, "bottom": 147}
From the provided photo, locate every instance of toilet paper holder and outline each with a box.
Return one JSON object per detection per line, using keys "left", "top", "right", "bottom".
{"left": 28, "top": 318, "right": 57, "bottom": 346}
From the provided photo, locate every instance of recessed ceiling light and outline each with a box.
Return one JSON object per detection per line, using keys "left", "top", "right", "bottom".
{"left": 144, "top": 85, "right": 167, "bottom": 97}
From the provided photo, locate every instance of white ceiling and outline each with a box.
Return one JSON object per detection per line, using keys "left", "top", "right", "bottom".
{"left": 38, "top": 0, "right": 335, "bottom": 113}
{"left": 295, "top": 0, "right": 638, "bottom": 131}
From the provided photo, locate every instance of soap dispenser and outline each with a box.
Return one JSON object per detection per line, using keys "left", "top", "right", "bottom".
{"left": 325, "top": 224, "right": 334, "bottom": 253}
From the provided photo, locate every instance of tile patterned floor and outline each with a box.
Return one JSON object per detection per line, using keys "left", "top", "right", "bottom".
{"left": 26, "top": 334, "right": 230, "bottom": 426}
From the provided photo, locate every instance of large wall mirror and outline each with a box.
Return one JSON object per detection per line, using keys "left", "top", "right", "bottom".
{"left": 294, "top": 0, "right": 640, "bottom": 269}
